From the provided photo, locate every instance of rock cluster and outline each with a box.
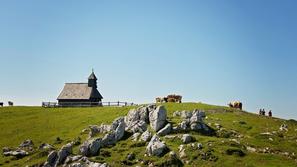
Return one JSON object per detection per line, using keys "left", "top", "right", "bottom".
{"left": 44, "top": 143, "right": 73, "bottom": 166}
{"left": 172, "top": 109, "right": 211, "bottom": 134}
{"left": 3, "top": 147, "right": 28, "bottom": 159}
{"left": 2, "top": 139, "right": 34, "bottom": 159}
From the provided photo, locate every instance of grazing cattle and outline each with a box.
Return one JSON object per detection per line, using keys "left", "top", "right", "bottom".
{"left": 0, "top": 102, "right": 3, "bottom": 107}
{"left": 228, "top": 101, "right": 242, "bottom": 110}
{"left": 8, "top": 101, "right": 13, "bottom": 106}
{"left": 155, "top": 94, "right": 182, "bottom": 103}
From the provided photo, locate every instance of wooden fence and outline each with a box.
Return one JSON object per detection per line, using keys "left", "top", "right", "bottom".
{"left": 42, "top": 101, "right": 136, "bottom": 108}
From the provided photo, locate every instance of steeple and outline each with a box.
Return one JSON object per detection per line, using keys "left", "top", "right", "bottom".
{"left": 88, "top": 69, "right": 97, "bottom": 88}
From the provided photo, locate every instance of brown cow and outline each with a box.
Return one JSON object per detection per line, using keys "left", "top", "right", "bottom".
{"left": 228, "top": 101, "right": 242, "bottom": 110}
{"left": 155, "top": 94, "right": 182, "bottom": 103}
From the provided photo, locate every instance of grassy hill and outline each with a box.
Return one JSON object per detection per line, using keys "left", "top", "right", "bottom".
{"left": 0, "top": 103, "right": 297, "bottom": 166}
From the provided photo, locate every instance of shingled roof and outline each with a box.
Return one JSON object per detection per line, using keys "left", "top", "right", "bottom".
{"left": 57, "top": 83, "right": 103, "bottom": 100}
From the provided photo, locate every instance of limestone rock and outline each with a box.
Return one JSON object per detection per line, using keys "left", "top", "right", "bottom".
{"left": 39, "top": 143, "right": 54, "bottom": 150}
{"left": 126, "top": 120, "right": 147, "bottom": 133}
{"left": 181, "top": 134, "right": 193, "bottom": 144}
{"left": 79, "top": 138, "right": 101, "bottom": 156}
{"left": 140, "top": 130, "right": 152, "bottom": 142}
{"left": 89, "top": 124, "right": 111, "bottom": 137}
{"left": 112, "top": 117, "right": 126, "bottom": 141}
{"left": 45, "top": 151, "right": 58, "bottom": 166}
{"left": 3, "top": 149, "right": 28, "bottom": 158}
{"left": 56, "top": 143, "right": 72, "bottom": 165}
{"left": 157, "top": 123, "right": 172, "bottom": 136}
{"left": 280, "top": 124, "right": 288, "bottom": 131}
{"left": 19, "top": 139, "right": 34, "bottom": 148}
{"left": 181, "top": 110, "right": 192, "bottom": 119}
{"left": 149, "top": 106, "right": 167, "bottom": 132}
{"left": 146, "top": 135, "right": 168, "bottom": 157}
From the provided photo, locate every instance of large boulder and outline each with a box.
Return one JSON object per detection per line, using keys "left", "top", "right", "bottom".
{"left": 112, "top": 117, "right": 126, "bottom": 141}
{"left": 88, "top": 138, "right": 102, "bottom": 156}
{"left": 149, "top": 106, "right": 167, "bottom": 132}
{"left": 44, "top": 151, "right": 58, "bottom": 167}
{"left": 157, "top": 123, "right": 172, "bottom": 136}
{"left": 190, "top": 110, "right": 205, "bottom": 124}
{"left": 146, "top": 135, "right": 168, "bottom": 157}
{"left": 56, "top": 143, "right": 72, "bottom": 165}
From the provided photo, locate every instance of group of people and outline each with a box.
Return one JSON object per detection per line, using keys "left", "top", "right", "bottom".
{"left": 259, "top": 109, "right": 272, "bottom": 117}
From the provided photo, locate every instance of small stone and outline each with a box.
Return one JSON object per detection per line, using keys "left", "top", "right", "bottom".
{"left": 19, "top": 139, "right": 34, "bottom": 148}
{"left": 181, "top": 134, "right": 193, "bottom": 144}
{"left": 140, "top": 130, "right": 152, "bottom": 142}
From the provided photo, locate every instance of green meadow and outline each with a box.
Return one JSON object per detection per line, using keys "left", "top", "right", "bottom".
{"left": 0, "top": 103, "right": 296, "bottom": 166}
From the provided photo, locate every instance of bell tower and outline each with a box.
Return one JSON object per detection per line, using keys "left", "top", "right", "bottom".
{"left": 88, "top": 69, "right": 97, "bottom": 88}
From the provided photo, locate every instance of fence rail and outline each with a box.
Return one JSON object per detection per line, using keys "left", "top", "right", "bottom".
{"left": 42, "top": 101, "right": 136, "bottom": 108}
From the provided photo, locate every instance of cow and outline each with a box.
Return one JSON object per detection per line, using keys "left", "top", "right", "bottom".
{"left": 155, "top": 94, "right": 182, "bottom": 103}
{"left": 156, "top": 97, "right": 162, "bottom": 103}
{"left": 0, "top": 102, "right": 3, "bottom": 107}
{"left": 156, "top": 97, "right": 168, "bottom": 103}
{"left": 8, "top": 101, "right": 13, "bottom": 106}
{"left": 228, "top": 101, "right": 242, "bottom": 110}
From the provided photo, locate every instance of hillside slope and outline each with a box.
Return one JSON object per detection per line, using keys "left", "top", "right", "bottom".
{"left": 0, "top": 103, "right": 297, "bottom": 166}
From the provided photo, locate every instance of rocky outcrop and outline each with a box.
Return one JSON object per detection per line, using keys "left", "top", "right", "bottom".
{"left": 172, "top": 109, "right": 212, "bottom": 134}
{"left": 146, "top": 135, "right": 168, "bottom": 157}
{"left": 149, "top": 106, "right": 167, "bottom": 132}
{"left": 125, "top": 105, "right": 156, "bottom": 133}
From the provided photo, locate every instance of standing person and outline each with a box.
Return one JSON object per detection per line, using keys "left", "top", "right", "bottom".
{"left": 262, "top": 109, "right": 266, "bottom": 116}
{"left": 268, "top": 110, "right": 272, "bottom": 117}
{"left": 259, "top": 109, "right": 262, "bottom": 115}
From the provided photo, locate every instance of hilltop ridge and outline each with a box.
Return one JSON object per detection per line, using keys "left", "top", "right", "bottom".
{"left": 0, "top": 103, "right": 297, "bottom": 166}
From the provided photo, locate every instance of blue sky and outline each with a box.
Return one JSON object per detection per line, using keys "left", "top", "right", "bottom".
{"left": 0, "top": 1, "right": 296, "bottom": 119}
